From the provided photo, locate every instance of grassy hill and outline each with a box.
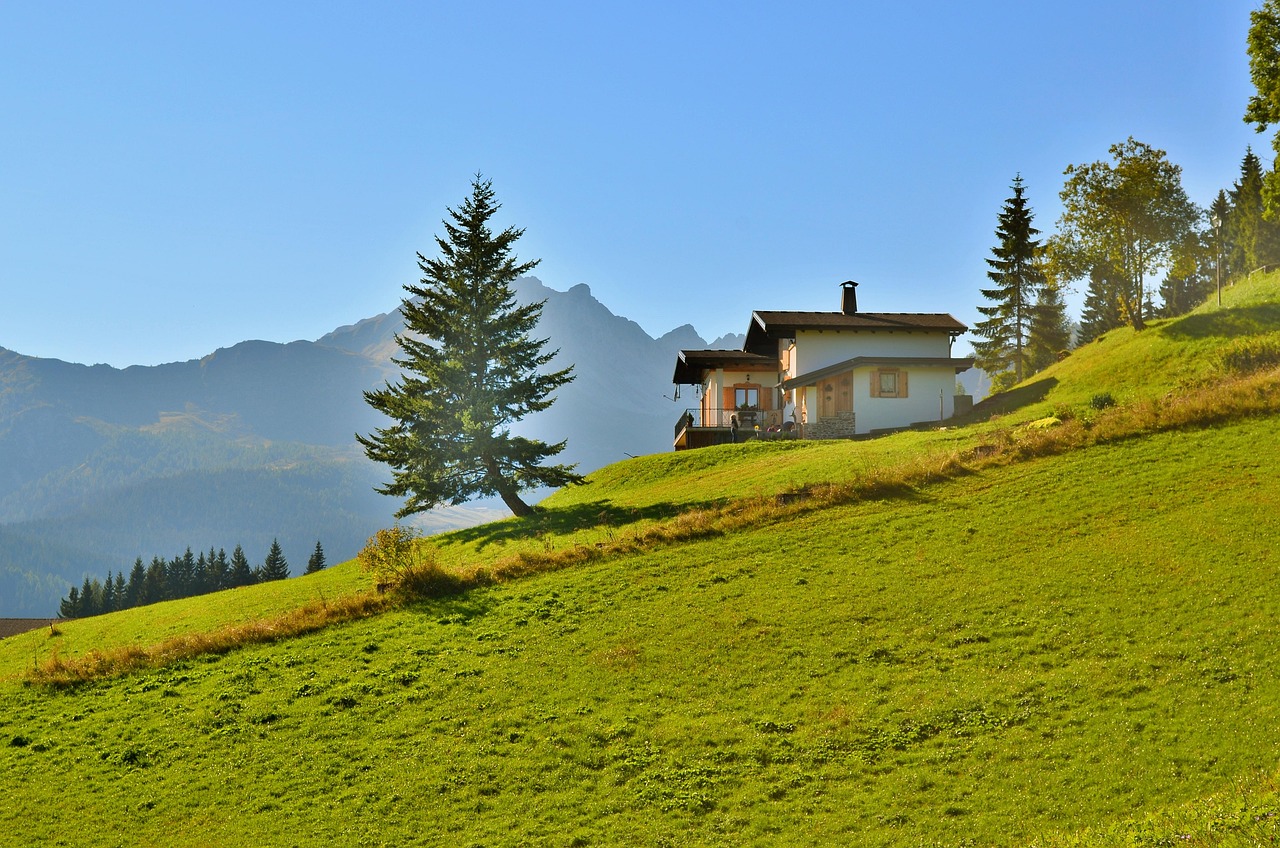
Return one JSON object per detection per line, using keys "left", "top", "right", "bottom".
{"left": 2, "top": 274, "right": 1280, "bottom": 846}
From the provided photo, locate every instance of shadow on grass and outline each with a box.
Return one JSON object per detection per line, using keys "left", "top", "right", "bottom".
{"left": 1160, "top": 303, "right": 1280, "bottom": 340}
{"left": 962, "top": 377, "right": 1058, "bottom": 421}
{"left": 401, "top": 590, "right": 498, "bottom": 623}
{"left": 442, "top": 498, "right": 725, "bottom": 550}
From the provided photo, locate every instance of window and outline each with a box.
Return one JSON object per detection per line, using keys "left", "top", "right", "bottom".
{"left": 734, "top": 387, "right": 759, "bottom": 409}
{"left": 871, "top": 369, "right": 907, "bottom": 398}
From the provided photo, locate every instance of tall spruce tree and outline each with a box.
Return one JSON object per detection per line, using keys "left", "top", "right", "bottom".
{"left": 1159, "top": 231, "right": 1213, "bottom": 317}
{"left": 359, "top": 175, "right": 583, "bottom": 518}
{"left": 261, "top": 539, "right": 289, "bottom": 581}
{"left": 306, "top": 541, "right": 327, "bottom": 574}
{"left": 1026, "top": 278, "right": 1073, "bottom": 373}
{"left": 228, "top": 544, "right": 255, "bottom": 588}
{"left": 1227, "top": 148, "right": 1280, "bottom": 276}
{"left": 972, "top": 176, "right": 1045, "bottom": 388}
{"left": 1077, "top": 265, "right": 1126, "bottom": 345}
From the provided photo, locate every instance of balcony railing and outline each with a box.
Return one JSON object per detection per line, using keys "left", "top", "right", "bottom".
{"left": 674, "top": 407, "right": 791, "bottom": 441}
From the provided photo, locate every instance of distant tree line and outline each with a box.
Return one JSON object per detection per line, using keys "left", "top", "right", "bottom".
{"left": 58, "top": 539, "right": 327, "bottom": 619}
{"left": 973, "top": 144, "right": 1280, "bottom": 393}
{"left": 971, "top": 3, "right": 1280, "bottom": 394}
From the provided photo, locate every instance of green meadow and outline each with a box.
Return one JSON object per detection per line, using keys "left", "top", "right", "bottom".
{"left": 2, "top": 275, "right": 1280, "bottom": 846}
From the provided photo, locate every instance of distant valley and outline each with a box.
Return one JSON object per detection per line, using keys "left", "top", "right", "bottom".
{"left": 0, "top": 277, "right": 741, "bottom": 616}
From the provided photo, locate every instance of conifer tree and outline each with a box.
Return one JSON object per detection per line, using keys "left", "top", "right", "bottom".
{"left": 211, "top": 548, "right": 229, "bottom": 591}
{"left": 1077, "top": 266, "right": 1126, "bottom": 344}
{"left": 306, "top": 541, "right": 327, "bottom": 574}
{"left": 261, "top": 539, "right": 289, "bottom": 581}
{"left": 144, "top": 556, "right": 167, "bottom": 604}
{"left": 1227, "top": 148, "right": 1280, "bottom": 277}
{"left": 59, "top": 586, "right": 81, "bottom": 619}
{"left": 359, "top": 175, "right": 583, "bottom": 518}
{"left": 228, "top": 544, "right": 255, "bottom": 588}
{"left": 1159, "top": 231, "right": 1213, "bottom": 317}
{"left": 1026, "top": 278, "right": 1073, "bottom": 373}
{"left": 127, "top": 557, "right": 146, "bottom": 607}
{"left": 972, "top": 176, "right": 1045, "bottom": 387}
{"left": 79, "top": 577, "right": 99, "bottom": 617}
{"left": 101, "top": 572, "right": 116, "bottom": 613}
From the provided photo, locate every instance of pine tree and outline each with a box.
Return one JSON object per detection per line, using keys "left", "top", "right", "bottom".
{"left": 144, "top": 556, "right": 167, "bottom": 604}
{"left": 1159, "top": 231, "right": 1213, "bottom": 317}
{"left": 210, "top": 548, "right": 229, "bottom": 591}
{"left": 1026, "top": 278, "right": 1073, "bottom": 373}
{"left": 972, "top": 176, "right": 1045, "bottom": 386}
{"left": 194, "top": 550, "right": 211, "bottom": 595}
{"left": 228, "top": 544, "right": 255, "bottom": 588}
{"left": 79, "top": 577, "right": 99, "bottom": 617}
{"left": 306, "top": 541, "right": 327, "bottom": 574}
{"left": 1078, "top": 266, "right": 1125, "bottom": 345}
{"left": 261, "top": 539, "right": 289, "bottom": 581}
{"left": 1227, "top": 148, "right": 1280, "bottom": 278}
{"left": 101, "top": 571, "right": 116, "bottom": 613}
{"left": 59, "top": 586, "right": 81, "bottom": 618}
{"left": 359, "top": 175, "right": 583, "bottom": 518}
{"left": 126, "top": 557, "right": 146, "bottom": 608}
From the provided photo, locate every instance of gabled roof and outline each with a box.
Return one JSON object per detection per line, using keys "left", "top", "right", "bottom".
{"left": 745, "top": 311, "right": 967, "bottom": 355}
{"left": 781, "top": 355, "right": 975, "bottom": 390}
{"left": 673, "top": 349, "right": 776, "bottom": 385}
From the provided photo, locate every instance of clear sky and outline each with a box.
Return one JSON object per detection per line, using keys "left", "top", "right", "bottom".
{"left": 0, "top": 1, "right": 1267, "bottom": 367}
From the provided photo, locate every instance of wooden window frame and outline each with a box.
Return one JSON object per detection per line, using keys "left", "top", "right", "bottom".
{"left": 870, "top": 368, "right": 908, "bottom": 399}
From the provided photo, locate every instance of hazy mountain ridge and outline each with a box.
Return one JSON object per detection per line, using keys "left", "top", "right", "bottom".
{"left": 0, "top": 277, "right": 718, "bottom": 615}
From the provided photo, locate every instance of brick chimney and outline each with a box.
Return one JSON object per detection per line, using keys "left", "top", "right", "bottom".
{"left": 840, "top": 280, "right": 858, "bottom": 315}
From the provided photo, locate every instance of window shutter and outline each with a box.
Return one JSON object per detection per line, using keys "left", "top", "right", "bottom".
{"left": 869, "top": 371, "right": 881, "bottom": 398}
{"left": 723, "top": 387, "right": 735, "bottom": 411}
{"left": 900, "top": 371, "right": 908, "bottom": 398}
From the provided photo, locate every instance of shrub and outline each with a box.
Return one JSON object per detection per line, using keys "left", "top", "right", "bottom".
{"left": 1214, "top": 332, "right": 1280, "bottom": 375}
{"left": 356, "top": 526, "right": 459, "bottom": 599}
{"left": 1089, "top": 392, "right": 1116, "bottom": 410}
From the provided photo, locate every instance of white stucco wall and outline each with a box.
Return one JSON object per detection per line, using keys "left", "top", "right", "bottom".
{"left": 793, "top": 329, "right": 952, "bottom": 375}
{"left": 849, "top": 365, "right": 957, "bottom": 434}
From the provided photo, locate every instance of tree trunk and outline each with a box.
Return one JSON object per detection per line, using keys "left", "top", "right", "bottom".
{"left": 483, "top": 454, "right": 535, "bottom": 517}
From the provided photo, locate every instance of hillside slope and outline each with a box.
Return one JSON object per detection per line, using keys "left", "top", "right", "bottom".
{"left": 1, "top": 273, "right": 1279, "bottom": 846}
{"left": 0, "top": 277, "right": 713, "bottom": 615}
{"left": 2, "top": 412, "right": 1278, "bottom": 846}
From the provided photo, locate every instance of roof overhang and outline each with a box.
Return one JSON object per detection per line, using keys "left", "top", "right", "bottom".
{"left": 781, "top": 356, "right": 975, "bottom": 391}
{"left": 673, "top": 349, "right": 777, "bottom": 384}
{"left": 746, "top": 311, "right": 968, "bottom": 355}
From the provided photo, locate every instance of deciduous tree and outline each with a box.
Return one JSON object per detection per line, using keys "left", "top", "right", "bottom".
{"left": 359, "top": 176, "right": 583, "bottom": 518}
{"left": 1246, "top": 0, "right": 1280, "bottom": 214}
{"left": 1049, "top": 138, "right": 1200, "bottom": 331}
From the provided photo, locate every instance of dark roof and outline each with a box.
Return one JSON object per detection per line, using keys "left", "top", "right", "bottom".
{"left": 673, "top": 349, "right": 776, "bottom": 384}
{"left": 781, "top": 356, "right": 975, "bottom": 390}
{"left": 746, "top": 310, "right": 967, "bottom": 354}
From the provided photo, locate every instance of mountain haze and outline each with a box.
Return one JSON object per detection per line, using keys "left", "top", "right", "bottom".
{"left": 0, "top": 277, "right": 717, "bottom": 615}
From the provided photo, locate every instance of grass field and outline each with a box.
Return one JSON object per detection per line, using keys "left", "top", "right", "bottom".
{"left": 2, "top": 274, "right": 1280, "bottom": 846}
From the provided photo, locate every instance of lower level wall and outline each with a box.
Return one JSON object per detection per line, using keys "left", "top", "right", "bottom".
{"left": 804, "top": 411, "right": 855, "bottom": 439}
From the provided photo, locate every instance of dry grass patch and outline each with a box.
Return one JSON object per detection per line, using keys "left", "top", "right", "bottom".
{"left": 26, "top": 591, "right": 390, "bottom": 687}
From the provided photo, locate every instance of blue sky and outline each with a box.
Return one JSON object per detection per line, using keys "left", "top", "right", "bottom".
{"left": 0, "top": 1, "right": 1266, "bottom": 367}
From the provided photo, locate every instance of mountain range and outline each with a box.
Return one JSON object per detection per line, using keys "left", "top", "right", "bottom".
{"left": 0, "top": 277, "right": 745, "bottom": 616}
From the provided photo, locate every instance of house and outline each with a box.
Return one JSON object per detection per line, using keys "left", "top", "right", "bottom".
{"left": 672, "top": 281, "right": 973, "bottom": 449}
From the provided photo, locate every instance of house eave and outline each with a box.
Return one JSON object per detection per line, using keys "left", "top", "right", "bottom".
{"left": 781, "top": 356, "right": 975, "bottom": 391}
